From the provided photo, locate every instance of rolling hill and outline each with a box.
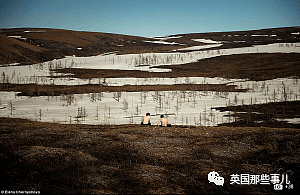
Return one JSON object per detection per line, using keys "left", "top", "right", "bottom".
{"left": 1, "top": 26, "right": 299, "bottom": 65}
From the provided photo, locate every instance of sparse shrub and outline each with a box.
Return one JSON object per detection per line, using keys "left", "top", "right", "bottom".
{"left": 123, "top": 99, "right": 129, "bottom": 114}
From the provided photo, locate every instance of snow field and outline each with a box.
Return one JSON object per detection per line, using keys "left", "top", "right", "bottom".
{"left": 1, "top": 40, "right": 300, "bottom": 126}
{"left": 0, "top": 77, "right": 299, "bottom": 126}
{"left": 1, "top": 42, "right": 300, "bottom": 86}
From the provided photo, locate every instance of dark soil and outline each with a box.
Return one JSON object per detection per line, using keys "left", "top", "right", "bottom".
{"left": 155, "top": 53, "right": 300, "bottom": 81}
{"left": 215, "top": 100, "right": 300, "bottom": 129}
{"left": 54, "top": 53, "right": 300, "bottom": 81}
{"left": 0, "top": 83, "right": 246, "bottom": 97}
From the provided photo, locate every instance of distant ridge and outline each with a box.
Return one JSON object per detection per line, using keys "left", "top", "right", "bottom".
{"left": 1, "top": 27, "right": 299, "bottom": 65}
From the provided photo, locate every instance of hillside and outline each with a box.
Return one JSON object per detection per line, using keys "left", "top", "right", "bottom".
{"left": 1, "top": 117, "right": 299, "bottom": 194}
{"left": 0, "top": 33, "right": 45, "bottom": 65}
{"left": 1, "top": 26, "right": 300, "bottom": 65}
{"left": 0, "top": 28, "right": 186, "bottom": 65}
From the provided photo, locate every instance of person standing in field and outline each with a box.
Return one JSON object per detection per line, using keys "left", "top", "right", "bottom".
{"left": 141, "top": 113, "right": 151, "bottom": 125}
{"left": 158, "top": 115, "right": 171, "bottom": 127}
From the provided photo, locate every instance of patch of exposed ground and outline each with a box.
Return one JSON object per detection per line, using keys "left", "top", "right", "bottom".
{"left": 0, "top": 34, "right": 45, "bottom": 65}
{"left": 52, "top": 53, "right": 300, "bottom": 81}
{"left": 155, "top": 53, "right": 300, "bottom": 81}
{"left": 175, "top": 26, "right": 300, "bottom": 50}
{"left": 1, "top": 117, "right": 299, "bottom": 194}
{"left": 0, "top": 83, "right": 246, "bottom": 96}
{"left": 215, "top": 100, "right": 300, "bottom": 129}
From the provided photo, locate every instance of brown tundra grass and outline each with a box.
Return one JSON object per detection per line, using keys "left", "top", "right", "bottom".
{"left": 1, "top": 117, "right": 299, "bottom": 194}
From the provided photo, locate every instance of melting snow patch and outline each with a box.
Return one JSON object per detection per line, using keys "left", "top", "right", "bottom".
{"left": 177, "top": 44, "right": 222, "bottom": 51}
{"left": 151, "top": 36, "right": 183, "bottom": 40}
{"left": 251, "top": 35, "right": 269, "bottom": 37}
{"left": 8, "top": 36, "right": 27, "bottom": 40}
{"left": 143, "top": 40, "right": 180, "bottom": 45}
{"left": 167, "top": 36, "right": 183, "bottom": 39}
{"left": 286, "top": 118, "right": 300, "bottom": 124}
{"left": 24, "top": 30, "right": 46, "bottom": 33}
{"left": 0, "top": 62, "right": 20, "bottom": 67}
{"left": 192, "top": 39, "right": 222, "bottom": 44}
{"left": 276, "top": 118, "right": 300, "bottom": 124}
{"left": 291, "top": 32, "right": 300, "bottom": 35}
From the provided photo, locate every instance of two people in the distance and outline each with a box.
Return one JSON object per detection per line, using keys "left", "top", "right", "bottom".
{"left": 141, "top": 113, "right": 172, "bottom": 127}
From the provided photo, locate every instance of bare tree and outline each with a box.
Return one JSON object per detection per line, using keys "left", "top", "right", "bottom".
{"left": 123, "top": 99, "right": 128, "bottom": 115}
{"left": 90, "top": 93, "right": 96, "bottom": 102}
{"left": 108, "top": 106, "right": 111, "bottom": 118}
{"left": 39, "top": 108, "right": 42, "bottom": 121}
{"left": 96, "top": 106, "right": 99, "bottom": 121}
{"left": 113, "top": 91, "right": 122, "bottom": 102}
{"left": 234, "top": 95, "right": 238, "bottom": 105}
{"left": 66, "top": 94, "right": 75, "bottom": 106}
{"left": 8, "top": 101, "right": 14, "bottom": 115}
{"left": 2, "top": 72, "right": 5, "bottom": 83}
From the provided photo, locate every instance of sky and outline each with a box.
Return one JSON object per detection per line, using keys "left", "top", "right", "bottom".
{"left": 0, "top": 0, "right": 300, "bottom": 37}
